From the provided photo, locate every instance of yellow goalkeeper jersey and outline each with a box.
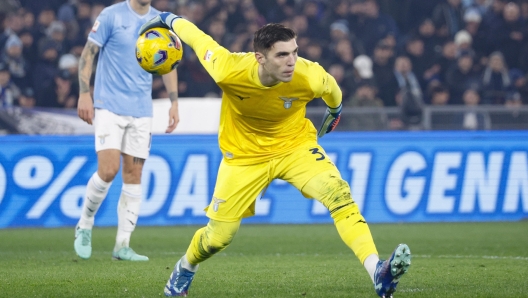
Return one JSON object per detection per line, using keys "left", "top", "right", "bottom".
{"left": 172, "top": 19, "right": 342, "bottom": 165}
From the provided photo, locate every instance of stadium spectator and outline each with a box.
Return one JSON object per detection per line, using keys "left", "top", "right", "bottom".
{"left": 435, "top": 40, "right": 458, "bottom": 82}
{"left": 1, "top": 34, "right": 29, "bottom": 90}
{"left": 399, "top": 76, "right": 425, "bottom": 129}
{"left": 329, "top": 19, "right": 350, "bottom": 43}
{"left": 33, "top": 38, "right": 60, "bottom": 107}
{"left": 372, "top": 40, "right": 396, "bottom": 105}
{"left": 488, "top": 2, "right": 526, "bottom": 69}
{"left": 463, "top": 9, "right": 487, "bottom": 60}
{"left": 54, "top": 69, "right": 77, "bottom": 108}
{"left": 386, "top": 55, "right": 423, "bottom": 107}
{"left": 349, "top": 0, "right": 400, "bottom": 55}
{"left": 5, "top": 10, "right": 24, "bottom": 35}
{"left": 414, "top": 18, "right": 443, "bottom": 68}
{"left": 266, "top": 0, "right": 296, "bottom": 23}
{"left": 457, "top": 88, "right": 487, "bottom": 130}
{"left": 45, "top": 20, "right": 68, "bottom": 55}
{"left": 75, "top": 0, "right": 94, "bottom": 44}
{"left": 354, "top": 54, "right": 374, "bottom": 80}
{"left": 18, "top": 28, "right": 37, "bottom": 67}
{"left": 205, "top": 18, "right": 234, "bottom": 46}
{"left": 432, "top": 0, "right": 465, "bottom": 38}
{"left": 445, "top": 53, "right": 482, "bottom": 104}
{"left": 329, "top": 38, "right": 355, "bottom": 73}
{"left": 16, "top": 86, "right": 35, "bottom": 108}
{"left": 0, "top": 61, "right": 19, "bottom": 107}
{"left": 403, "top": 35, "right": 435, "bottom": 89}
{"left": 463, "top": 0, "right": 492, "bottom": 15}
{"left": 20, "top": 7, "right": 35, "bottom": 31}
{"left": 429, "top": 84, "right": 451, "bottom": 105}
{"left": 57, "top": 1, "right": 81, "bottom": 47}
{"left": 30, "top": 6, "right": 56, "bottom": 44}
{"left": 0, "top": 12, "right": 9, "bottom": 50}
{"left": 322, "top": 0, "right": 349, "bottom": 28}
{"left": 303, "top": 40, "right": 331, "bottom": 69}
{"left": 454, "top": 30, "right": 475, "bottom": 58}
{"left": 345, "top": 79, "right": 387, "bottom": 130}
{"left": 176, "top": 50, "right": 221, "bottom": 98}
{"left": 300, "top": 0, "right": 326, "bottom": 40}
{"left": 500, "top": 91, "right": 528, "bottom": 128}
{"left": 481, "top": 51, "right": 514, "bottom": 104}
{"left": 510, "top": 68, "right": 528, "bottom": 102}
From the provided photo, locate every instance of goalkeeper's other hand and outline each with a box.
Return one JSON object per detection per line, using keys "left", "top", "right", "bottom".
{"left": 317, "top": 103, "right": 342, "bottom": 138}
{"left": 138, "top": 12, "right": 181, "bottom": 35}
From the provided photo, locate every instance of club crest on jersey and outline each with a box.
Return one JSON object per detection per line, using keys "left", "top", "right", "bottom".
{"left": 212, "top": 197, "right": 226, "bottom": 212}
{"left": 279, "top": 97, "right": 299, "bottom": 109}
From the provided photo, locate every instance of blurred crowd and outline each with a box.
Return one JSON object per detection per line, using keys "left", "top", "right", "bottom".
{"left": 0, "top": 0, "right": 527, "bottom": 122}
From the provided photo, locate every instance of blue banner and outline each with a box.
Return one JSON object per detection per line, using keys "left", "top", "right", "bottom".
{"left": 0, "top": 131, "right": 527, "bottom": 228}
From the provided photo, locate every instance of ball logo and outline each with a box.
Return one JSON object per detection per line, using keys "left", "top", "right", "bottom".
{"left": 135, "top": 48, "right": 142, "bottom": 63}
{"left": 145, "top": 30, "right": 162, "bottom": 39}
{"left": 154, "top": 50, "right": 168, "bottom": 66}
{"left": 168, "top": 34, "right": 181, "bottom": 50}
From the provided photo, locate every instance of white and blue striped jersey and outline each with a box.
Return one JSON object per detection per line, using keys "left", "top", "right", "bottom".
{"left": 88, "top": 1, "right": 160, "bottom": 118}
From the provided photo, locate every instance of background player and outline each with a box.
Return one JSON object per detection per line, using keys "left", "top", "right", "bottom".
{"left": 140, "top": 13, "right": 411, "bottom": 297}
{"left": 74, "top": 0, "right": 179, "bottom": 261}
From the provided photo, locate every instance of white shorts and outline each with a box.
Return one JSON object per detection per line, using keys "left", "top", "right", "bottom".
{"left": 94, "top": 109, "right": 152, "bottom": 159}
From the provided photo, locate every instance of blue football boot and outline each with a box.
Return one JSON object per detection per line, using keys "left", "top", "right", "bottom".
{"left": 164, "top": 259, "right": 198, "bottom": 296}
{"left": 373, "top": 243, "right": 411, "bottom": 297}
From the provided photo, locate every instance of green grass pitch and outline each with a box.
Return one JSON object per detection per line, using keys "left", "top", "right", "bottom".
{"left": 0, "top": 221, "right": 527, "bottom": 297}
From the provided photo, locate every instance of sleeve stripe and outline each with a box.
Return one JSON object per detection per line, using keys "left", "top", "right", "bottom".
{"left": 88, "top": 37, "right": 103, "bottom": 47}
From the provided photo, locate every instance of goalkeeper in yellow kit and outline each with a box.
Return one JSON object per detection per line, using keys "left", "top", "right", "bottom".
{"left": 140, "top": 13, "right": 411, "bottom": 298}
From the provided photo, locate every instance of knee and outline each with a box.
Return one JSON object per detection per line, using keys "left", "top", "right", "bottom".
{"left": 97, "top": 163, "right": 119, "bottom": 182}
{"left": 203, "top": 220, "right": 239, "bottom": 254}
{"left": 319, "top": 177, "right": 355, "bottom": 214}
{"left": 206, "top": 234, "right": 233, "bottom": 254}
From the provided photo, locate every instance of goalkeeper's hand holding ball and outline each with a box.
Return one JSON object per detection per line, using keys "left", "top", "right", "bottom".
{"left": 139, "top": 12, "right": 181, "bottom": 35}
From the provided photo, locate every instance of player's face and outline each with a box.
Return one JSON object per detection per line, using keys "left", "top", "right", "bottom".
{"left": 256, "top": 39, "right": 298, "bottom": 86}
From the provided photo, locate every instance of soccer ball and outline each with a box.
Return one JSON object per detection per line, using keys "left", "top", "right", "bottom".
{"left": 135, "top": 27, "right": 183, "bottom": 75}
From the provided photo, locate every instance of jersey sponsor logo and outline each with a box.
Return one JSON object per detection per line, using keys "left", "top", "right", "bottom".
{"left": 279, "top": 97, "right": 299, "bottom": 109}
{"left": 225, "top": 151, "right": 233, "bottom": 159}
{"left": 121, "top": 25, "right": 130, "bottom": 30}
{"left": 91, "top": 20, "right": 100, "bottom": 33}
{"left": 212, "top": 196, "right": 226, "bottom": 212}
{"left": 203, "top": 50, "right": 213, "bottom": 62}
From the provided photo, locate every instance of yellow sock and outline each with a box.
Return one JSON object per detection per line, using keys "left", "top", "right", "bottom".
{"left": 301, "top": 170, "right": 378, "bottom": 264}
{"left": 333, "top": 205, "right": 378, "bottom": 264}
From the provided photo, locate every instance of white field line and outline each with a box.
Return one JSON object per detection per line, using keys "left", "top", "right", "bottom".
{"left": 412, "top": 254, "right": 528, "bottom": 260}
{"left": 153, "top": 252, "right": 528, "bottom": 260}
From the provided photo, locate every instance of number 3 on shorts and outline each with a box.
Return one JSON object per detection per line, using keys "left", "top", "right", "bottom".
{"left": 309, "top": 148, "right": 326, "bottom": 161}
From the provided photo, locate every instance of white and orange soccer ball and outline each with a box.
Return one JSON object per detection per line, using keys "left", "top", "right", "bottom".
{"left": 135, "top": 27, "right": 183, "bottom": 75}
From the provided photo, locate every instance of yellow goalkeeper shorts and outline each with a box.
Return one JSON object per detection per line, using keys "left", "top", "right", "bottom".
{"left": 205, "top": 142, "right": 341, "bottom": 222}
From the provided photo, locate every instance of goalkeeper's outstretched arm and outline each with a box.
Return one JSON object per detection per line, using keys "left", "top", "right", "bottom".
{"left": 139, "top": 12, "right": 227, "bottom": 82}
{"left": 318, "top": 74, "right": 343, "bottom": 138}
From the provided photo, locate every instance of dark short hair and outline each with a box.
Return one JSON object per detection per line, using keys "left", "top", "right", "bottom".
{"left": 253, "top": 23, "right": 296, "bottom": 54}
